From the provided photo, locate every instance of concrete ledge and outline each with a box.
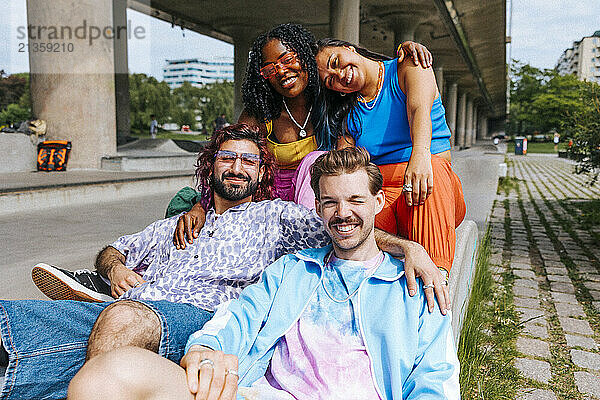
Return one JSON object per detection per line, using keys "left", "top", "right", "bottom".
{"left": 0, "top": 132, "right": 41, "bottom": 173}
{"left": 101, "top": 154, "right": 198, "bottom": 171}
{"left": 0, "top": 175, "right": 194, "bottom": 216}
{"left": 449, "top": 220, "right": 479, "bottom": 344}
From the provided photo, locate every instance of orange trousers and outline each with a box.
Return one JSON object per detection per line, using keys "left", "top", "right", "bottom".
{"left": 376, "top": 155, "right": 466, "bottom": 272}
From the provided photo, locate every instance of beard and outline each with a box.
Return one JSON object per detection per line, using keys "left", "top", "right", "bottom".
{"left": 211, "top": 171, "right": 259, "bottom": 202}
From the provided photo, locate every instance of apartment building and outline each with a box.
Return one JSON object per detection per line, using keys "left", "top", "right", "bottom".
{"left": 556, "top": 31, "right": 600, "bottom": 82}
{"left": 163, "top": 56, "right": 234, "bottom": 88}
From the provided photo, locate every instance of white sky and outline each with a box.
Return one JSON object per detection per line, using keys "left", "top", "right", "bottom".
{"left": 509, "top": 0, "right": 600, "bottom": 69}
{"left": 1, "top": 0, "right": 599, "bottom": 77}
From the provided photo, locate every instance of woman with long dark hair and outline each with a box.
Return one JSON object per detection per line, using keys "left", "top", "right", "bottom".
{"left": 314, "top": 38, "right": 466, "bottom": 277}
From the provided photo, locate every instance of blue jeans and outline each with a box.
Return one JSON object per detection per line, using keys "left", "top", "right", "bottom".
{"left": 0, "top": 299, "right": 213, "bottom": 400}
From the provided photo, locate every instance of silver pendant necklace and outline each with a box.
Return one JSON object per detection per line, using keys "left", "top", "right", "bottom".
{"left": 282, "top": 98, "right": 313, "bottom": 138}
{"left": 321, "top": 251, "right": 381, "bottom": 304}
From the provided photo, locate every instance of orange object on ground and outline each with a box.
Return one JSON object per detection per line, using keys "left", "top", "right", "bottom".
{"left": 37, "top": 140, "right": 72, "bottom": 171}
{"left": 376, "top": 155, "right": 466, "bottom": 272}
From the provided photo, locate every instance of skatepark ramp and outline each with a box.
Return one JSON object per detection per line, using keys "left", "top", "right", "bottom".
{"left": 101, "top": 139, "right": 206, "bottom": 172}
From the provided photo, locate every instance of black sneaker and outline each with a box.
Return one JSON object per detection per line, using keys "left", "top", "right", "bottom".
{"left": 0, "top": 338, "right": 8, "bottom": 368}
{"left": 31, "top": 263, "right": 113, "bottom": 303}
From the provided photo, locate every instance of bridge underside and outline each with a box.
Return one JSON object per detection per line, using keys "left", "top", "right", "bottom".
{"left": 25, "top": 0, "right": 505, "bottom": 168}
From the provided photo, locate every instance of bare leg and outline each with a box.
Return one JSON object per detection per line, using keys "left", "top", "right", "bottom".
{"left": 86, "top": 300, "right": 160, "bottom": 360}
{"left": 68, "top": 346, "right": 194, "bottom": 400}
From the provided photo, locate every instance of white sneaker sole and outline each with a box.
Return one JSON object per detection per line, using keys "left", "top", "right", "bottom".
{"left": 31, "top": 263, "right": 113, "bottom": 303}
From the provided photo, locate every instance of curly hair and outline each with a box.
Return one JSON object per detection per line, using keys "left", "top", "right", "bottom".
{"left": 314, "top": 38, "right": 392, "bottom": 149}
{"left": 194, "top": 123, "right": 276, "bottom": 203}
{"left": 242, "top": 23, "right": 320, "bottom": 125}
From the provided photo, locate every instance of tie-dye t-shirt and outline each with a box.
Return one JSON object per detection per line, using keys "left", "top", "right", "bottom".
{"left": 239, "top": 251, "right": 384, "bottom": 400}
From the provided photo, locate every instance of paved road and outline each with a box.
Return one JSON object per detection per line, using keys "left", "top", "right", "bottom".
{"left": 452, "top": 144, "right": 504, "bottom": 235}
{"left": 0, "top": 193, "right": 174, "bottom": 300}
{"left": 489, "top": 155, "right": 600, "bottom": 399}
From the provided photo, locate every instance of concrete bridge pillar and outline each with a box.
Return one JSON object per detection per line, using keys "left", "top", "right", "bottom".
{"left": 479, "top": 114, "right": 489, "bottom": 139}
{"left": 446, "top": 82, "right": 458, "bottom": 147}
{"left": 465, "top": 98, "right": 473, "bottom": 147}
{"left": 434, "top": 66, "right": 444, "bottom": 97}
{"left": 456, "top": 91, "right": 467, "bottom": 148}
{"left": 472, "top": 107, "right": 481, "bottom": 144}
{"left": 329, "top": 0, "right": 360, "bottom": 44}
{"left": 392, "top": 17, "right": 421, "bottom": 47}
{"left": 374, "top": 8, "right": 429, "bottom": 54}
{"left": 473, "top": 106, "right": 479, "bottom": 144}
{"left": 471, "top": 106, "right": 478, "bottom": 145}
{"left": 26, "top": 0, "right": 117, "bottom": 169}
{"left": 228, "top": 26, "right": 263, "bottom": 119}
{"left": 113, "top": 0, "right": 130, "bottom": 145}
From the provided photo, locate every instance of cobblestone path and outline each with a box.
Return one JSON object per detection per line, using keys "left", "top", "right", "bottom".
{"left": 488, "top": 155, "right": 600, "bottom": 400}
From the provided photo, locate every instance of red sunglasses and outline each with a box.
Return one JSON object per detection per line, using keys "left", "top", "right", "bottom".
{"left": 260, "top": 52, "right": 299, "bottom": 79}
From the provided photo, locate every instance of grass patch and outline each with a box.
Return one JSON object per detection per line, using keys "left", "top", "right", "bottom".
{"left": 506, "top": 142, "right": 567, "bottom": 154}
{"left": 498, "top": 176, "right": 519, "bottom": 196}
{"left": 458, "top": 227, "right": 520, "bottom": 400}
{"left": 570, "top": 199, "right": 600, "bottom": 230}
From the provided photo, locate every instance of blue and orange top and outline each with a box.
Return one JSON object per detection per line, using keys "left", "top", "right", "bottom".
{"left": 346, "top": 58, "right": 451, "bottom": 165}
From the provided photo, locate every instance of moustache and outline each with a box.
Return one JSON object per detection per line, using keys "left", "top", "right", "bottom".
{"left": 222, "top": 173, "right": 249, "bottom": 182}
{"left": 329, "top": 217, "right": 361, "bottom": 226}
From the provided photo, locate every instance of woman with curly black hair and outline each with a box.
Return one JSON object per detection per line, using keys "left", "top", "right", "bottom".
{"left": 237, "top": 23, "right": 325, "bottom": 202}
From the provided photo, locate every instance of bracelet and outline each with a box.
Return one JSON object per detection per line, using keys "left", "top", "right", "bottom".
{"left": 396, "top": 42, "right": 405, "bottom": 58}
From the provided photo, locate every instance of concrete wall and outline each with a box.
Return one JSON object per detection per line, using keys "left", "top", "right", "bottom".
{"left": 449, "top": 220, "right": 478, "bottom": 344}
{"left": 0, "top": 133, "right": 40, "bottom": 172}
{"left": 0, "top": 176, "right": 193, "bottom": 216}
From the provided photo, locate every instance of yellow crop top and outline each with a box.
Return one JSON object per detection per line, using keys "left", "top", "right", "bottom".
{"left": 265, "top": 120, "right": 318, "bottom": 170}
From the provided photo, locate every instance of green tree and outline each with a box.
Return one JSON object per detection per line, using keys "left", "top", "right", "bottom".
{"left": 172, "top": 81, "right": 202, "bottom": 128}
{"left": 128, "top": 73, "right": 173, "bottom": 134}
{"left": 508, "top": 60, "right": 600, "bottom": 182}
{"left": 198, "top": 81, "right": 234, "bottom": 133}
{"left": 507, "top": 62, "right": 586, "bottom": 135}
{"left": 0, "top": 103, "right": 31, "bottom": 126}
{"left": 508, "top": 62, "right": 590, "bottom": 136}
{"left": 0, "top": 71, "right": 28, "bottom": 111}
{"left": 529, "top": 73, "right": 586, "bottom": 134}
{"left": 0, "top": 72, "right": 31, "bottom": 126}
{"left": 507, "top": 62, "right": 549, "bottom": 135}
{"left": 562, "top": 81, "right": 600, "bottom": 183}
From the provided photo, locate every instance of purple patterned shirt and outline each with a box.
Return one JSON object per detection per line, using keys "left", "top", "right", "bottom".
{"left": 111, "top": 199, "right": 329, "bottom": 311}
